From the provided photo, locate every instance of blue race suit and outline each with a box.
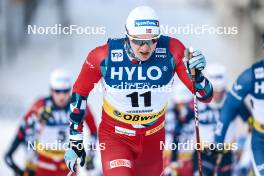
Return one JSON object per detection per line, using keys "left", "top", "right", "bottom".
{"left": 215, "top": 60, "right": 264, "bottom": 175}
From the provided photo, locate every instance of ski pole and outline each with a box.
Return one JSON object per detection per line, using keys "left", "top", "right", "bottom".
{"left": 213, "top": 153, "right": 223, "bottom": 176}
{"left": 67, "top": 160, "right": 80, "bottom": 176}
{"left": 67, "top": 171, "right": 74, "bottom": 176}
{"left": 188, "top": 47, "right": 203, "bottom": 176}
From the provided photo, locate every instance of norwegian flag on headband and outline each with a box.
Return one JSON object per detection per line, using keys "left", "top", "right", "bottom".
{"left": 146, "top": 28, "right": 152, "bottom": 33}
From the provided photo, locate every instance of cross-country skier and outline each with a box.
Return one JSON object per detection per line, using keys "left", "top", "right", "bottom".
{"left": 192, "top": 63, "right": 251, "bottom": 176}
{"left": 64, "top": 6, "right": 213, "bottom": 176}
{"left": 215, "top": 33, "right": 264, "bottom": 176}
{"left": 4, "top": 69, "right": 97, "bottom": 176}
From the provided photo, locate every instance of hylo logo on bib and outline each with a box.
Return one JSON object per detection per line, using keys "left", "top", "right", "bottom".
{"left": 110, "top": 66, "right": 162, "bottom": 81}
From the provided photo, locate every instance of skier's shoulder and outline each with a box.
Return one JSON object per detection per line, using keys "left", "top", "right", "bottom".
{"left": 84, "top": 43, "right": 109, "bottom": 70}
{"left": 87, "top": 43, "right": 109, "bottom": 60}
{"left": 240, "top": 59, "right": 264, "bottom": 77}
{"left": 32, "top": 97, "right": 46, "bottom": 108}
{"left": 22, "top": 96, "right": 47, "bottom": 121}
{"left": 107, "top": 37, "right": 126, "bottom": 54}
{"left": 251, "top": 59, "right": 264, "bottom": 78}
{"left": 30, "top": 96, "right": 51, "bottom": 113}
{"left": 107, "top": 37, "right": 124, "bottom": 44}
{"left": 167, "top": 36, "right": 185, "bottom": 51}
{"left": 230, "top": 65, "right": 254, "bottom": 100}
{"left": 252, "top": 59, "right": 264, "bottom": 68}
{"left": 235, "top": 64, "right": 254, "bottom": 86}
{"left": 166, "top": 35, "right": 185, "bottom": 62}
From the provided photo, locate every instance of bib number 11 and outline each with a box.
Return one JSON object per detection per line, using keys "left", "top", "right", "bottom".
{"left": 126, "top": 91, "right": 151, "bottom": 107}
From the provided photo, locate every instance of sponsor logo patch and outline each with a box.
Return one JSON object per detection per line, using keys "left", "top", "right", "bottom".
{"left": 254, "top": 67, "right": 264, "bottom": 79}
{"left": 110, "top": 66, "right": 163, "bottom": 81}
{"left": 113, "top": 110, "right": 122, "bottom": 117}
{"left": 103, "top": 99, "right": 167, "bottom": 125}
{"left": 115, "top": 126, "right": 136, "bottom": 136}
{"left": 233, "top": 82, "right": 242, "bottom": 91}
{"left": 85, "top": 59, "right": 95, "bottom": 68}
{"left": 155, "top": 48, "right": 166, "bottom": 54}
{"left": 145, "top": 122, "right": 164, "bottom": 136}
{"left": 111, "top": 49, "right": 123, "bottom": 62}
{"left": 134, "top": 20, "right": 159, "bottom": 27}
{"left": 109, "top": 159, "right": 132, "bottom": 169}
{"left": 111, "top": 107, "right": 165, "bottom": 124}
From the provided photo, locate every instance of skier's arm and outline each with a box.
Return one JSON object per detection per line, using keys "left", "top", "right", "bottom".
{"left": 5, "top": 99, "right": 43, "bottom": 174}
{"left": 237, "top": 102, "right": 251, "bottom": 122}
{"left": 65, "top": 44, "right": 108, "bottom": 172}
{"left": 215, "top": 67, "right": 253, "bottom": 143}
{"left": 69, "top": 44, "right": 108, "bottom": 142}
{"left": 4, "top": 132, "right": 24, "bottom": 174}
{"left": 169, "top": 38, "right": 213, "bottom": 103}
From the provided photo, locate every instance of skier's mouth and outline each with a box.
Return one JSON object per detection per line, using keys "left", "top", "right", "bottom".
{"left": 140, "top": 52, "right": 150, "bottom": 58}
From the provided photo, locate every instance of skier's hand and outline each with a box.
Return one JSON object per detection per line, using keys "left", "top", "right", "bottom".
{"left": 65, "top": 140, "right": 86, "bottom": 172}
{"left": 184, "top": 48, "right": 206, "bottom": 72}
{"left": 38, "top": 106, "right": 53, "bottom": 124}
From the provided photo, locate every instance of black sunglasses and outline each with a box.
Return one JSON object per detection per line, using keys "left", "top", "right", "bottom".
{"left": 52, "top": 89, "right": 71, "bottom": 94}
{"left": 130, "top": 38, "right": 158, "bottom": 46}
{"left": 126, "top": 33, "right": 160, "bottom": 46}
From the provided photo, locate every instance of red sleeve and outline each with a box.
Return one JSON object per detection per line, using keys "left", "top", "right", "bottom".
{"left": 84, "top": 106, "right": 97, "bottom": 135}
{"left": 17, "top": 98, "right": 45, "bottom": 139}
{"left": 73, "top": 43, "right": 109, "bottom": 96}
{"left": 169, "top": 37, "right": 194, "bottom": 93}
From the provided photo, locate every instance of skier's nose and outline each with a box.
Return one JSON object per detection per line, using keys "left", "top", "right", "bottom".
{"left": 140, "top": 43, "right": 150, "bottom": 52}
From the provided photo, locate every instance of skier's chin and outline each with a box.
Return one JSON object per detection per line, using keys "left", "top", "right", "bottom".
{"left": 138, "top": 52, "right": 151, "bottom": 61}
{"left": 56, "top": 100, "right": 68, "bottom": 108}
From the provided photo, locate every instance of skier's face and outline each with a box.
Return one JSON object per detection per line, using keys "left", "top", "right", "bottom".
{"left": 129, "top": 34, "right": 158, "bottom": 61}
{"left": 213, "top": 90, "right": 225, "bottom": 103}
{"left": 51, "top": 89, "right": 71, "bottom": 108}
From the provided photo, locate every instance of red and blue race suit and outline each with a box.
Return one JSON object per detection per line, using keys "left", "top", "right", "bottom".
{"left": 69, "top": 35, "right": 213, "bottom": 176}
{"left": 5, "top": 96, "right": 97, "bottom": 176}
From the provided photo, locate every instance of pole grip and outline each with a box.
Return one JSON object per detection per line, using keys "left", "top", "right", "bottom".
{"left": 188, "top": 47, "right": 195, "bottom": 77}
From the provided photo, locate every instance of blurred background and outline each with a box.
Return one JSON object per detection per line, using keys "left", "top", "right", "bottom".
{"left": 0, "top": 0, "right": 264, "bottom": 175}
